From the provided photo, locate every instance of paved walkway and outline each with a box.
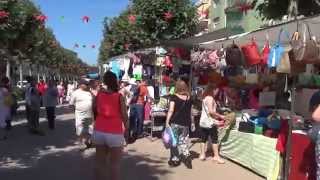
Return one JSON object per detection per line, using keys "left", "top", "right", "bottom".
{"left": 0, "top": 105, "right": 264, "bottom": 180}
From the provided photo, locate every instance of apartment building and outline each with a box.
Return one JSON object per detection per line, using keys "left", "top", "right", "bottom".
{"left": 197, "top": 0, "right": 265, "bottom": 34}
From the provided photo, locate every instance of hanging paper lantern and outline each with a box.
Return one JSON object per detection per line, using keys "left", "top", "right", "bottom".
{"left": 74, "top": 43, "right": 79, "bottom": 48}
{"left": 238, "top": 3, "right": 253, "bottom": 14}
{"left": 35, "top": 15, "right": 48, "bottom": 23}
{"left": 124, "top": 43, "right": 130, "bottom": 50}
{"left": 128, "top": 15, "right": 136, "bottom": 24}
{"left": 0, "top": 11, "right": 9, "bottom": 19}
{"left": 82, "top": 45, "right": 86, "bottom": 48}
{"left": 164, "top": 12, "right": 173, "bottom": 21}
{"left": 82, "top": 16, "right": 90, "bottom": 23}
{"left": 91, "top": 45, "right": 96, "bottom": 49}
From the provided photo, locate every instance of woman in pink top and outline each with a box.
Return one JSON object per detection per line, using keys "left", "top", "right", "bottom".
{"left": 93, "top": 71, "right": 128, "bottom": 180}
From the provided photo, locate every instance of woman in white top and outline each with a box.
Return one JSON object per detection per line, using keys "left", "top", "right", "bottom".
{"left": 70, "top": 79, "right": 93, "bottom": 151}
{"left": 199, "top": 83, "right": 225, "bottom": 163}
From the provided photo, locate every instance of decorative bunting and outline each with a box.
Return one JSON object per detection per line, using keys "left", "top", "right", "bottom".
{"left": 60, "top": 16, "right": 65, "bottom": 22}
{"left": 82, "top": 45, "right": 86, "bottom": 48}
{"left": 91, "top": 45, "right": 96, "bottom": 49}
{"left": 74, "top": 43, "right": 79, "bottom": 48}
{"left": 82, "top": 16, "right": 90, "bottom": 23}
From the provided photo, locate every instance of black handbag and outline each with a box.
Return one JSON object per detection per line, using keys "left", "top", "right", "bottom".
{"left": 226, "top": 44, "right": 245, "bottom": 66}
{"left": 238, "top": 121, "right": 255, "bottom": 133}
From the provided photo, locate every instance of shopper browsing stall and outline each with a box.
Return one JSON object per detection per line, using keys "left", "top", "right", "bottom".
{"left": 165, "top": 80, "right": 195, "bottom": 169}
{"left": 199, "top": 83, "right": 225, "bottom": 163}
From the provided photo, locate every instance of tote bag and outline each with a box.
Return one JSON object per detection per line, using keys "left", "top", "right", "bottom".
{"left": 276, "top": 46, "right": 292, "bottom": 74}
{"left": 261, "top": 41, "right": 270, "bottom": 65}
{"left": 268, "top": 29, "right": 290, "bottom": 68}
{"left": 226, "top": 44, "right": 245, "bottom": 66}
{"left": 241, "top": 39, "right": 261, "bottom": 65}
{"left": 291, "top": 23, "right": 320, "bottom": 62}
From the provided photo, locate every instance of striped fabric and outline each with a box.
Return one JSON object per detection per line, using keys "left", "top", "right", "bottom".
{"left": 220, "top": 130, "right": 281, "bottom": 180}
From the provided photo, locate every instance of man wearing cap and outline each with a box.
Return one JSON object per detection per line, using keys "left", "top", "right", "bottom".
{"left": 70, "top": 79, "right": 94, "bottom": 151}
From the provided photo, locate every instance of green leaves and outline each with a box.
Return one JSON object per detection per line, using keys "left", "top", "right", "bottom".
{"left": 0, "top": 0, "right": 89, "bottom": 75}
{"left": 253, "top": 0, "right": 320, "bottom": 20}
{"left": 99, "top": 0, "right": 198, "bottom": 62}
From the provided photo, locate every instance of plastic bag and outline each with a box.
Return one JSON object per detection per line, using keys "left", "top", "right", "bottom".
{"left": 162, "top": 127, "right": 177, "bottom": 149}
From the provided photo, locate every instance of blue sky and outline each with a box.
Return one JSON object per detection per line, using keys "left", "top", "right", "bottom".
{"left": 32, "top": 0, "right": 130, "bottom": 65}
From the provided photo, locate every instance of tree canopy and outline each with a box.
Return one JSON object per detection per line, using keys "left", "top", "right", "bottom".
{"left": 98, "top": 0, "right": 198, "bottom": 63}
{"left": 253, "top": 0, "right": 320, "bottom": 20}
{"left": 0, "top": 0, "right": 89, "bottom": 76}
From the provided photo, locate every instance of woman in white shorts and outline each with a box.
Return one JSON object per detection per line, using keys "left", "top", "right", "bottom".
{"left": 93, "top": 71, "right": 128, "bottom": 180}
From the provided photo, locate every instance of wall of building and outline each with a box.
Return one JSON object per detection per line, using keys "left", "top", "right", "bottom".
{"left": 208, "top": 0, "right": 265, "bottom": 34}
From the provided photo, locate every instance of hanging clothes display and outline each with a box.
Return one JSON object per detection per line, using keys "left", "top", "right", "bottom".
{"left": 121, "top": 57, "right": 131, "bottom": 81}
{"left": 110, "top": 60, "right": 120, "bottom": 79}
{"left": 133, "top": 64, "right": 143, "bottom": 80}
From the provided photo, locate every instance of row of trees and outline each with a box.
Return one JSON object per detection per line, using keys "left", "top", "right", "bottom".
{"left": 0, "top": 0, "right": 89, "bottom": 77}
{"left": 98, "top": 0, "right": 199, "bottom": 63}
{"left": 98, "top": 0, "right": 320, "bottom": 64}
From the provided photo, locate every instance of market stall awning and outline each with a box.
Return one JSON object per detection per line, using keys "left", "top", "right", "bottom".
{"left": 161, "top": 28, "right": 233, "bottom": 48}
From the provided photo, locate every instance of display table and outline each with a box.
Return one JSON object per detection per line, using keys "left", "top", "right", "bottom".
{"left": 220, "top": 130, "right": 281, "bottom": 180}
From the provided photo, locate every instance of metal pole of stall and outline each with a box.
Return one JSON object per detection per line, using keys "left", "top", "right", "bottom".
{"left": 284, "top": 79, "right": 296, "bottom": 180}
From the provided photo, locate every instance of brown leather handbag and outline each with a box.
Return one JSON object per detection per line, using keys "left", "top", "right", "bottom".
{"left": 291, "top": 23, "right": 320, "bottom": 62}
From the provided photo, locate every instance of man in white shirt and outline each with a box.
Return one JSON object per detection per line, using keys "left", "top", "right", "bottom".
{"left": 69, "top": 79, "right": 93, "bottom": 151}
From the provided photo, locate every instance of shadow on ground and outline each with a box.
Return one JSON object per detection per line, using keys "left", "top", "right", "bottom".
{"left": 0, "top": 109, "right": 172, "bottom": 180}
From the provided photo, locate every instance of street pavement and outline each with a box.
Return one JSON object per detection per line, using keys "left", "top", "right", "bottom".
{"left": 0, "top": 105, "right": 264, "bottom": 180}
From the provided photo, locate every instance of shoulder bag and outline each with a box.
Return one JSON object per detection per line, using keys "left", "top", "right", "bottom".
{"left": 291, "top": 23, "right": 320, "bottom": 62}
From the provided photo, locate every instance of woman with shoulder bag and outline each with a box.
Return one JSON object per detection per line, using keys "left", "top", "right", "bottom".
{"left": 165, "top": 79, "right": 195, "bottom": 169}
{"left": 199, "top": 83, "right": 225, "bottom": 163}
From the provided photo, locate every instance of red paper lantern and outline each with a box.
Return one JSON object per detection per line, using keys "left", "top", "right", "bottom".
{"left": 82, "top": 16, "right": 90, "bottom": 23}
{"left": 124, "top": 43, "right": 130, "bottom": 50}
{"left": 164, "top": 12, "right": 173, "bottom": 21}
{"left": 238, "top": 3, "right": 253, "bottom": 14}
{"left": 128, "top": 15, "right": 136, "bottom": 24}
{"left": 35, "top": 15, "right": 48, "bottom": 23}
{"left": 0, "top": 11, "right": 9, "bottom": 19}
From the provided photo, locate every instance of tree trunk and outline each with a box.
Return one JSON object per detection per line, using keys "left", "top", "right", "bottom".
{"left": 28, "top": 64, "right": 32, "bottom": 76}
{"left": 6, "top": 59, "right": 11, "bottom": 79}
{"left": 37, "top": 64, "right": 40, "bottom": 82}
{"left": 19, "top": 62, "right": 23, "bottom": 83}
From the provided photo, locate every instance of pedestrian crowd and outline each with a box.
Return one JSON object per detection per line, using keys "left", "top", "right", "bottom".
{"left": 4, "top": 71, "right": 320, "bottom": 180}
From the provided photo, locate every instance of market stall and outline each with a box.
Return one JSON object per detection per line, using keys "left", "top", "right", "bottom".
{"left": 162, "top": 15, "right": 320, "bottom": 180}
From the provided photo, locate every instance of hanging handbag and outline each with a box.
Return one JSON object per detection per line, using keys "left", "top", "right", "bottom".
{"left": 276, "top": 45, "right": 292, "bottom": 74}
{"left": 226, "top": 43, "right": 245, "bottom": 66}
{"left": 244, "top": 68, "right": 259, "bottom": 84}
{"left": 298, "top": 73, "right": 313, "bottom": 87}
{"left": 291, "top": 23, "right": 320, "bottom": 62}
{"left": 312, "top": 75, "right": 320, "bottom": 87}
{"left": 241, "top": 38, "right": 261, "bottom": 65}
{"left": 268, "top": 29, "right": 290, "bottom": 68}
{"left": 208, "top": 50, "right": 219, "bottom": 65}
{"left": 261, "top": 41, "right": 270, "bottom": 65}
